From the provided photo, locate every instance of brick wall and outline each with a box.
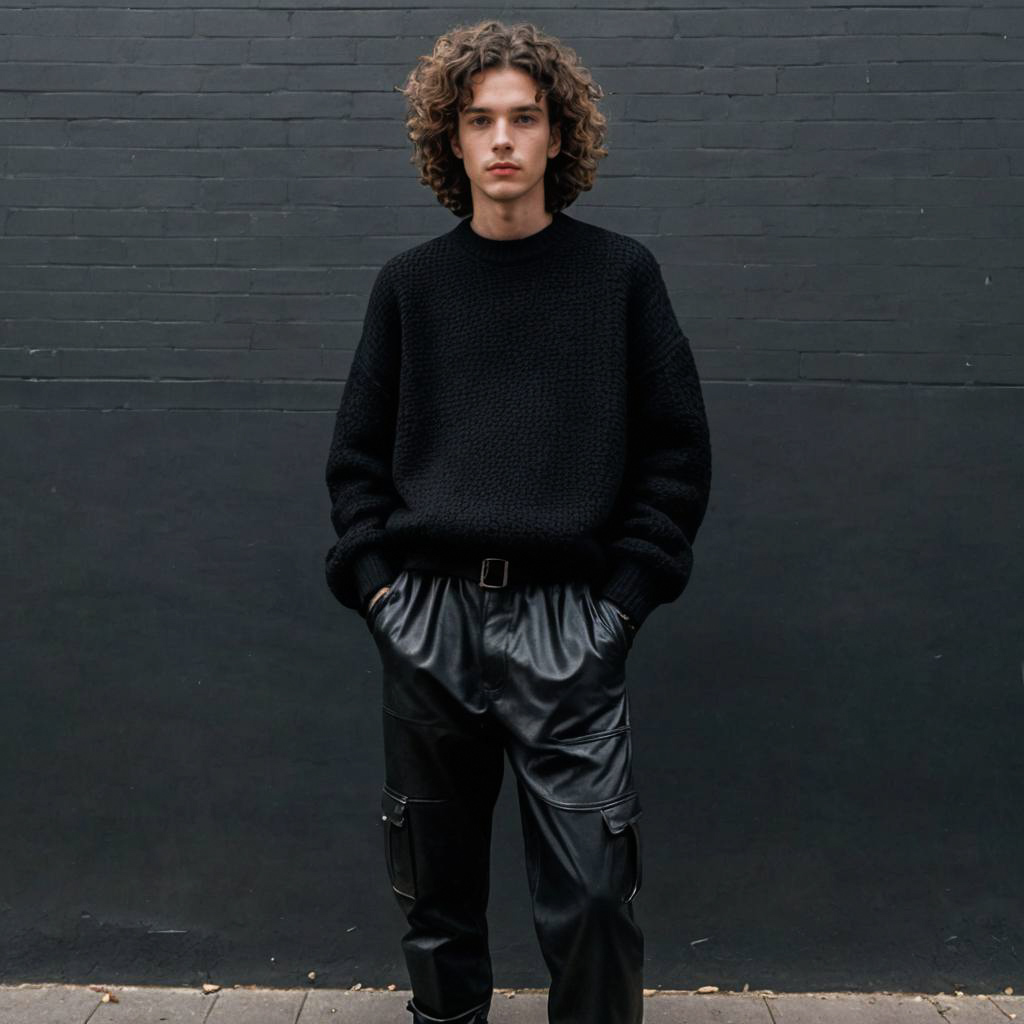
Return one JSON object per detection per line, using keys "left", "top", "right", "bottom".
{"left": 2, "top": 3, "right": 1020, "bottom": 410}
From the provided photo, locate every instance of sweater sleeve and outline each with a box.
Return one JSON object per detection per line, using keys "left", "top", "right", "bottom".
{"left": 324, "top": 261, "right": 403, "bottom": 615}
{"left": 597, "top": 246, "right": 713, "bottom": 630}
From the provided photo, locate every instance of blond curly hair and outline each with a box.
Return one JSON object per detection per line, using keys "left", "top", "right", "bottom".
{"left": 397, "top": 20, "right": 609, "bottom": 217}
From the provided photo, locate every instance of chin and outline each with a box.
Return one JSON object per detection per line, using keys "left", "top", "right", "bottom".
{"left": 479, "top": 186, "right": 525, "bottom": 201}
{"left": 482, "top": 179, "right": 533, "bottom": 196}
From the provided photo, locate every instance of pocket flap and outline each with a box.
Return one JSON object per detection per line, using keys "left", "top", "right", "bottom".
{"left": 381, "top": 786, "right": 408, "bottom": 828}
{"left": 600, "top": 792, "right": 643, "bottom": 834}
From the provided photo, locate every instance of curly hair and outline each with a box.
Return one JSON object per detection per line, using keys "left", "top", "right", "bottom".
{"left": 397, "top": 20, "right": 609, "bottom": 218}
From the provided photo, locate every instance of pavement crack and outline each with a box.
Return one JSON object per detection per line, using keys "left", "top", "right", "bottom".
{"left": 293, "top": 989, "right": 309, "bottom": 1024}
{"left": 987, "top": 994, "right": 1016, "bottom": 1020}
{"left": 923, "top": 993, "right": 953, "bottom": 1019}
{"left": 201, "top": 990, "right": 219, "bottom": 1023}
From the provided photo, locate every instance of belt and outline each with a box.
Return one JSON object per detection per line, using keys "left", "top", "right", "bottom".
{"left": 401, "top": 549, "right": 602, "bottom": 590}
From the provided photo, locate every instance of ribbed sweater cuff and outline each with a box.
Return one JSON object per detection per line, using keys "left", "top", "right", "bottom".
{"left": 597, "top": 556, "right": 663, "bottom": 631}
{"left": 353, "top": 548, "right": 398, "bottom": 614}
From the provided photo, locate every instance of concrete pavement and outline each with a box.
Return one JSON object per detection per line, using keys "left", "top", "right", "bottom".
{"left": 0, "top": 984, "right": 1022, "bottom": 1023}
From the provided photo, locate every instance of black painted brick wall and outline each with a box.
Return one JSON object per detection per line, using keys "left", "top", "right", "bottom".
{"left": 1, "top": 2, "right": 1022, "bottom": 410}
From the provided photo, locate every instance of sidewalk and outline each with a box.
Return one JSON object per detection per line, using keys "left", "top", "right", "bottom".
{"left": 0, "top": 984, "right": 1021, "bottom": 1023}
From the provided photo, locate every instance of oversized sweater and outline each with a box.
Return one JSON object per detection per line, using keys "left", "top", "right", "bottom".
{"left": 324, "top": 209, "right": 712, "bottom": 630}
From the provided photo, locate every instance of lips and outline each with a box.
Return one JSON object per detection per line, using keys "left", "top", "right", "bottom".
{"left": 489, "top": 164, "right": 518, "bottom": 170}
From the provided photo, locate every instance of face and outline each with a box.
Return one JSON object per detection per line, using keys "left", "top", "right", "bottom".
{"left": 450, "top": 65, "right": 561, "bottom": 214}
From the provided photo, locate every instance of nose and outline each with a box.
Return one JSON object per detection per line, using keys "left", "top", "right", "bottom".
{"left": 492, "top": 117, "right": 512, "bottom": 147}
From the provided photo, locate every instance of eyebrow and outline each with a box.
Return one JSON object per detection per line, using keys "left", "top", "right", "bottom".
{"left": 462, "top": 104, "right": 544, "bottom": 115}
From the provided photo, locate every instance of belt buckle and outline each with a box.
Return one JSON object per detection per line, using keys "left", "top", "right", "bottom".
{"left": 479, "top": 557, "right": 509, "bottom": 588}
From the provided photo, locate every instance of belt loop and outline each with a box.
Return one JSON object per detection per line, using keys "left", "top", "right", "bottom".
{"left": 479, "top": 557, "right": 509, "bottom": 588}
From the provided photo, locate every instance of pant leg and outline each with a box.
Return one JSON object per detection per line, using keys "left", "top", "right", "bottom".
{"left": 371, "top": 569, "right": 503, "bottom": 1024}
{"left": 485, "top": 578, "right": 645, "bottom": 1024}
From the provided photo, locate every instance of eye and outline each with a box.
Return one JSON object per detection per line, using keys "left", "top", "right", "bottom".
{"left": 468, "top": 115, "right": 536, "bottom": 126}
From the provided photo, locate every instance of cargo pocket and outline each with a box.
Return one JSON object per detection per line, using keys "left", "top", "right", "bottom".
{"left": 380, "top": 784, "right": 417, "bottom": 901}
{"left": 600, "top": 792, "right": 643, "bottom": 903}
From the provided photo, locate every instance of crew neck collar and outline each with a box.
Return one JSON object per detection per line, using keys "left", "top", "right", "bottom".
{"left": 450, "top": 210, "right": 573, "bottom": 265}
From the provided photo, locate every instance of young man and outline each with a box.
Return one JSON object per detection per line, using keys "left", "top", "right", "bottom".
{"left": 324, "top": 21, "right": 712, "bottom": 1024}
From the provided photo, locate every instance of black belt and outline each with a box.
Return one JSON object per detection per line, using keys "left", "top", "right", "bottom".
{"left": 401, "top": 549, "right": 602, "bottom": 590}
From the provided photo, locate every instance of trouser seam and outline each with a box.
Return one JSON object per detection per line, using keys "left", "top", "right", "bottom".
{"left": 383, "top": 704, "right": 448, "bottom": 727}
{"left": 555, "top": 724, "right": 630, "bottom": 745}
{"left": 530, "top": 789, "right": 640, "bottom": 812}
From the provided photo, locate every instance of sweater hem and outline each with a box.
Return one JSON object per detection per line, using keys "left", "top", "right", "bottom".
{"left": 353, "top": 547, "right": 399, "bottom": 615}
{"left": 596, "top": 556, "right": 668, "bottom": 629}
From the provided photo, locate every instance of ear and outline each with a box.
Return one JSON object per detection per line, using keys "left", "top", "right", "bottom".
{"left": 548, "top": 123, "right": 561, "bottom": 160}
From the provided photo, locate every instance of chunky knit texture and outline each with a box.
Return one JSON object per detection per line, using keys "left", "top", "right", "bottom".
{"left": 324, "top": 209, "right": 712, "bottom": 630}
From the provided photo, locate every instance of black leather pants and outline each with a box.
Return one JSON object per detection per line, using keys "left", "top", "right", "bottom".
{"left": 368, "top": 567, "right": 644, "bottom": 1024}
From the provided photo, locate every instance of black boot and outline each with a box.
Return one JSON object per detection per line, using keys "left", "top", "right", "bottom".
{"left": 405, "top": 996, "right": 490, "bottom": 1023}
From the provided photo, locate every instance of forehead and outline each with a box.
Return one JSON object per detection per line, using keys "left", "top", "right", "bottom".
{"left": 461, "top": 66, "right": 547, "bottom": 113}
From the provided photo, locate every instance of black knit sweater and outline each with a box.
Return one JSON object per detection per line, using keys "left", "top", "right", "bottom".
{"left": 324, "top": 210, "right": 712, "bottom": 630}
